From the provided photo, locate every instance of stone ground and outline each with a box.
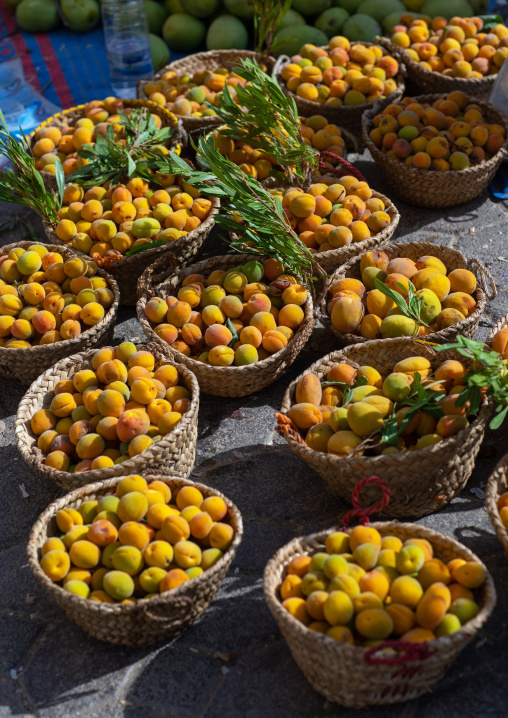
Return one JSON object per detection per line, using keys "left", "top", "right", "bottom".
{"left": 1, "top": 152, "right": 508, "bottom": 718}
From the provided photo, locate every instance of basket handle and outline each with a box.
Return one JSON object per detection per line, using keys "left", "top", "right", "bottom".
{"left": 272, "top": 54, "right": 290, "bottom": 78}
{"left": 136, "top": 251, "right": 178, "bottom": 301}
{"left": 141, "top": 594, "right": 193, "bottom": 625}
{"left": 341, "top": 476, "right": 391, "bottom": 528}
{"left": 274, "top": 412, "right": 307, "bottom": 445}
{"left": 467, "top": 258, "right": 497, "bottom": 301}
{"left": 364, "top": 640, "right": 436, "bottom": 666}
{"left": 318, "top": 152, "right": 367, "bottom": 182}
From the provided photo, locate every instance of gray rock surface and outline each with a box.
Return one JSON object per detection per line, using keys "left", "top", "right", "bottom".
{"left": 0, "top": 148, "right": 507, "bottom": 718}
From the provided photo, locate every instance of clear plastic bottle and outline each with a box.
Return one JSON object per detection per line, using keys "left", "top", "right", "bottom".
{"left": 101, "top": 0, "right": 153, "bottom": 99}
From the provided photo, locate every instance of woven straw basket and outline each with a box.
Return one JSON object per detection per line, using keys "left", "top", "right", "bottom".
{"left": 318, "top": 240, "right": 497, "bottom": 348}
{"left": 137, "top": 50, "right": 276, "bottom": 133}
{"left": 485, "top": 454, "right": 508, "bottom": 554}
{"left": 15, "top": 343, "right": 199, "bottom": 490}
{"left": 239, "top": 176, "right": 400, "bottom": 275}
{"left": 29, "top": 99, "right": 186, "bottom": 192}
{"left": 362, "top": 94, "right": 508, "bottom": 208}
{"left": 486, "top": 311, "right": 508, "bottom": 348}
{"left": 43, "top": 196, "right": 220, "bottom": 307}
{"left": 0, "top": 241, "right": 119, "bottom": 386}
{"left": 278, "top": 338, "right": 491, "bottom": 518}
{"left": 274, "top": 43, "right": 405, "bottom": 147}
{"left": 28, "top": 474, "right": 243, "bottom": 645}
{"left": 137, "top": 253, "right": 315, "bottom": 397}
{"left": 264, "top": 521, "right": 496, "bottom": 708}
{"left": 378, "top": 37, "right": 497, "bottom": 101}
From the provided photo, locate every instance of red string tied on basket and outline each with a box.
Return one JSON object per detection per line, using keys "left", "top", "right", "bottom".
{"left": 318, "top": 151, "right": 367, "bottom": 182}
{"left": 274, "top": 413, "right": 307, "bottom": 446}
{"left": 364, "top": 639, "right": 437, "bottom": 667}
{"left": 340, "top": 476, "right": 391, "bottom": 528}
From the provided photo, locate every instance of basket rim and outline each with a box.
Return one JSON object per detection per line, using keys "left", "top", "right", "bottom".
{"left": 136, "top": 252, "right": 315, "bottom": 378}
{"left": 278, "top": 336, "right": 492, "bottom": 464}
{"left": 379, "top": 36, "right": 498, "bottom": 87}
{"left": 317, "top": 239, "right": 491, "bottom": 345}
{"left": 15, "top": 343, "right": 199, "bottom": 485}
{"left": 485, "top": 453, "right": 508, "bottom": 553}
{"left": 276, "top": 42, "right": 406, "bottom": 113}
{"left": 27, "top": 473, "right": 243, "bottom": 615}
{"left": 264, "top": 520, "right": 497, "bottom": 654}
{"left": 362, "top": 93, "right": 508, "bottom": 179}
{"left": 0, "top": 241, "right": 120, "bottom": 355}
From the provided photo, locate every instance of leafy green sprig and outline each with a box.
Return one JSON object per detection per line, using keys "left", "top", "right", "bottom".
{"left": 206, "top": 58, "right": 318, "bottom": 183}
{"left": 70, "top": 108, "right": 177, "bottom": 188}
{"left": 0, "top": 111, "right": 64, "bottom": 223}
{"left": 321, "top": 375, "right": 369, "bottom": 407}
{"left": 373, "top": 277, "right": 427, "bottom": 328}
{"left": 437, "top": 336, "right": 508, "bottom": 429}
{"left": 252, "top": 0, "right": 292, "bottom": 60}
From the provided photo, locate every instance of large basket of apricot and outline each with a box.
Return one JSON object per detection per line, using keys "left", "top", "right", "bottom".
{"left": 319, "top": 242, "right": 495, "bottom": 346}
{"left": 15, "top": 343, "right": 199, "bottom": 490}
{"left": 264, "top": 521, "right": 496, "bottom": 708}
{"left": 277, "top": 338, "right": 492, "bottom": 518}
{"left": 0, "top": 242, "right": 119, "bottom": 385}
{"left": 137, "top": 253, "right": 314, "bottom": 397}
{"left": 384, "top": 15, "right": 508, "bottom": 100}
{"left": 362, "top": 91, "right": 508, "bottom": 208}
{"left": 28, "top": 474, "right": 243, "bottom": 645}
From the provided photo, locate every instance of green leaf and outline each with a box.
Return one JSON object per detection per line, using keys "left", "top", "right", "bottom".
{"left": 225, "top": 318, "right": 239, "bottom": 348}
{"left": 490, "top": 405, "right": 508, "bottom": 430}
{"left": 125, "top": 238, "right": 166, "bottom": 256}
{"left": 54, "top": 157, "right": 65, "bottom": 204}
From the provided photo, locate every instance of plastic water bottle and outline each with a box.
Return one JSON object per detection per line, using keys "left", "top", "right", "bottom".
{"left": 102, "top": 0, "right": 154, "bottom": 99}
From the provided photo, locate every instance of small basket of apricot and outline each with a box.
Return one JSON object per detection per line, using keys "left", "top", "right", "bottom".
{"left": 28, "top": 474, "right": 243, "bottom": 645}
{"left": 362, "top": 91, "right": 508, "bottom": 207}
{"left": 264, "top": 521, "right": 496, "bottom": 707}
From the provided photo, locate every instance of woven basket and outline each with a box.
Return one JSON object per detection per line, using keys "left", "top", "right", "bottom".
{"left": 278, "top": 338, "right": 491, "bottom": 519}
{"left": 274, "top": 43, "right": 405, "bottom": 148}
{"left": 485, "top": 454, "right": 508, "bottom": 555}
{"left": 43, "top": 196, "right": 220, "bottom": 307}
{"left": 362, "top": 94, "right": 508, "bottom": 208}
{"left": 15, "top": 343, "right": 199, "bottom": 490}
{"left": 28, "top": 99, "right": 186, "bottom": 192}
{"left": 378, "top": 36, "right": 497, "bottom": 101}
{"left": 318, "top": 240, "right": 497, "bottom": 348}
{"left": 486, "top": 311, "right": 508, "bottom": 348}
{"left": 248, "top": 176, "right": 400, "bottom": 275}
{"left": 28, "top": 474, "right": 242, "bottom": 646}
{"left": 137, "top": 50, "right": 276, "bottom": 133}
{"left": 0, "top": 241, "right": 119, "bottom": 386}
{"left": 137, "top": 253, "right": 315, "bottom": 397}
{"left": 264, "top": 521, "right": 496, "bottom": 708}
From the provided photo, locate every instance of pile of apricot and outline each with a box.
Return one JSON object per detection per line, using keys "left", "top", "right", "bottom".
{"left": 30, "top": 344, "right": 191, "bottom": 472}
{"left": 211, "top": 129, "right": 278, "bottom": 181}
{"left": 287, "top": 354, "right": 474, "bottom": 456}
{"left": 0, "top": 245, "right": 113, "bottom": 348}
{"left": 273, "top": 178, "right": 391, "bottom": 255}
{"left": 280, "top": 38, "right": 399, "bottom": 108}
{"left": 300, "top": 115, "right": 348, "bottom": 164}
{"left": 390, "top": 16, "right": 508, "bottom": 79}
{"left": 280, "top": 525, "right": 486, "bottom": 644}
{"left": 144, "top": 257, "right": 307, "bottom": 367}
{"left": 143, "top": 67, "right": 252, "bottom": 118}
{"left": 54, "top": 175, "right": 213, "bottom": 260}
{"left": 39, "top": 476, "right": 235, "bottom": 603}
{"left": 31, "top": 98, "right": 170, "bottom": 177}
{"left": 328, "top": 251, "right": 478, "bottom": 340}
{"left": 369, "top": 91, "right": 506, "bottom": 170}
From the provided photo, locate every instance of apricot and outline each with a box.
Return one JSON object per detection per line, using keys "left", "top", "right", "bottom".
{"left": 102, "top": 570, "right": 134, "bottom": 600}
{"left": 449, "top": 597, "right": 479, "bottom": 624}
{"left": 347, "top": 402, "right": 384, "bottom": 438}
{"left": 330, "top": 296, "right": 364, "bottom": 333}
{"left": 454, "top": 561, "right": 486, "bottom": 588}
{"left": 40, "top": 549, "right": 71, "bottom": 582}
{"left": 389, "top": 575, "right": 423, "bottom": 609}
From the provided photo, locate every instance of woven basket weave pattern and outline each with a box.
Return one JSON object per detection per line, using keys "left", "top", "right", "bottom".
{"left": 275, "top": 43, "right": 405, "bottom": 148}
{"left": 137, "top": 50, "right": 276, "bottom": 132}
{"left": 264, "top": 521, "right": 496, "bottom": 708}
{"left": 318, "top": 241, "right": 496, "bottom": 348}
{"left": 378, "top": 37, "right": 496, "bottom": 101}
{"left": 362, "top": 94, "right": 508, "bottom": 208}
{"left": 137, "top": 253, "right": 315, "bottom": 397}
{"left": 15, "top": 343, "right": 199, "bottom": 490}
{"left": 0, "top": 242, "right": 120, "bottom": 385}
{"left": 485, "top": 454, "right": 508, "bottom": 554}
{"left": 279, "top": 338, "right": 491, "bottom": 518}
{"left": 28, "top": 474, "right": 243, "bottom": 646}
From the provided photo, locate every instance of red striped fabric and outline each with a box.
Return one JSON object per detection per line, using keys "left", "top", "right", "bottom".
{"left": 34, "top": 34, "right": 74, "bottom": 107}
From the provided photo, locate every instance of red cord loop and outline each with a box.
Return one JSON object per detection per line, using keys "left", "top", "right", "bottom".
{"left": 318, "top": 151, "right": 367, "bottom": 182}
{"left": 341, "top": 476, "right": 391, "bottom": 528}
{"left": 364, "top": 640, "right": 436, "bottom": 666}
